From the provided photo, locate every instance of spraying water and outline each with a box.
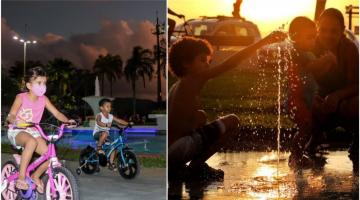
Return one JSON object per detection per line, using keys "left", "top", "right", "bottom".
{"left": 276, "top": 46, "right": 282, "bottom": 178}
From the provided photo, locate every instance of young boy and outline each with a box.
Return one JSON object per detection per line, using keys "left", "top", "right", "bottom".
{"left": 286, "top": 16, "right": 337, "bottom": 169}
{"left": 93, "top": 98, "right": 129, "bottom": 170}
{"left": 168, "top": 32, "right": 286, "bottom": 180}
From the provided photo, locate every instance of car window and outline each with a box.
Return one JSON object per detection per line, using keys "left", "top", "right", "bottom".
{"left": 215, "top": 25, "right": 235, "bottom": 36}
{"left": 215, "top": 24, "right": 250, "bottom": 37}
{"left": 234, "top": 25, "right": 248, "bottom": 36}
{"left": 193, "top": 24, "right": 208, "bottom": 36}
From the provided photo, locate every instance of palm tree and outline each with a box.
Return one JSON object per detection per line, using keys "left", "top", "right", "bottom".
{"left": 153, "top": 37, "right": 167, "bottom": 103}
{"left": 93, "top": 54, "right": 123, "bottom": 96}
{"left": 46, "top": 58, "right": 76, "bottom": 96}
{"left": 124, "top": 46, "right": 154, "bottom": 116}
{"left": 9, "top": 60, "right": 44, "bottom": 90}
{"left": 45, "top": 58, "right": 79, "bottom": 111}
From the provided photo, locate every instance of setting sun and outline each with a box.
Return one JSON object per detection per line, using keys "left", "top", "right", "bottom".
{"left": 169, "top": 0, "right": 359, "bottom": 35}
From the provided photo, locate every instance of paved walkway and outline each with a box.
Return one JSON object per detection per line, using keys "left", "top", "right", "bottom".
{"left": 1, "top": 154, "right": 166, "bottom": 200}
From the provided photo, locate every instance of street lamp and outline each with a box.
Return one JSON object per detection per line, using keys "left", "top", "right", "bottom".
{"left": 13, "top": 35, "right": 37, "bottom": 78}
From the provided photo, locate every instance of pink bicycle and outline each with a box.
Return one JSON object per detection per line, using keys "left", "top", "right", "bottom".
{"left": 1, "top": 122, "right": 80, "bottom": 200}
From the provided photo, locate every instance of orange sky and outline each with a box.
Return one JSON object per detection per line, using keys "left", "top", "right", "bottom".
{"left": 169, "top": 0, "right": 359, "bottom": 36}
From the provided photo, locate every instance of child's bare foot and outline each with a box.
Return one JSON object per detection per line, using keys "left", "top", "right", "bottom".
{"left": 16, "top": 179, "right": 29, "bottom": 190}
{"left": 31, "top": 176, "right": 44, "bottom": 194}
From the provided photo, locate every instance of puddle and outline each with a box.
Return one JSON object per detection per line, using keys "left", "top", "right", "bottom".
{"left": 169, "top": 151, "right": 358, "bottom": 199}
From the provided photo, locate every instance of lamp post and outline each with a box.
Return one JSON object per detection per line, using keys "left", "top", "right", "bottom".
{"left": 13, "top": 35, "right": 37, "bottom": 78}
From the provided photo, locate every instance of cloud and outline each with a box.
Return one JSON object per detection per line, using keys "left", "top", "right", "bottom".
{"left": 2, "top": 17, "right": 157, "bottom": 69}
{"left": 1, "top": 17, "right": 166, "bottom": 100}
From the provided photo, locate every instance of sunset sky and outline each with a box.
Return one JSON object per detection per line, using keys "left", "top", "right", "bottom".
{"left": 2, "top": 0, "right": 166, "bottom": 100}
{"left": 169, "top": 0, "right": 359, "bottom": 36}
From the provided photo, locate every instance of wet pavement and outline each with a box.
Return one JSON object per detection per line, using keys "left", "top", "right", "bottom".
{"left": 169, "top": 151, "right": 358, "bottom": 199}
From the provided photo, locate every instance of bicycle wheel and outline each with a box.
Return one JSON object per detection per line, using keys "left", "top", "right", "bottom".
{"left": 1, "top": 161, "right": 20, "bottom": 200}
{"left": 118, "top": 150, "right": 140, "bottom": 179}
{"left": 1, "top": 161, "right": 38, "bottom": 200}
{"left": 79, "top": 147, "right": 98, "bottom": 174}
{"left": 39, "top": 167, "right": 79, "bottom": 200}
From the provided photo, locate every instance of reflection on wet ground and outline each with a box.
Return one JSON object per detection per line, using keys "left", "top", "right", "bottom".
{"left": 168, "top": 151, "right": 358, "bottom": 200}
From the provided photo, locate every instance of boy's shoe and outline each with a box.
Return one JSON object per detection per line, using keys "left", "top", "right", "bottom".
{"left": 97, "top": 149, "right": 105, "bottom": 155}
{"left": 186, "top": 163, "right": 224, "bottom": 181}
{"left": 108, "top": 163, "right": 117, "bottom": 171}
{"left": 96, "top": 146, "right": 105, "bottom": 155}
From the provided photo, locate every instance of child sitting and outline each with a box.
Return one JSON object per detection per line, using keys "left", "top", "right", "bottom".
{"left": 6, "top": 67, "right": 75, "bottom": 193}
{"left": 168, "top": 31, "right": 286, "bottom": 180}
{"left": 93, "top": 98, "right": 129, "bottom": 170}
{"left": 286, "top": 16, "right": 337, "bottom": 169}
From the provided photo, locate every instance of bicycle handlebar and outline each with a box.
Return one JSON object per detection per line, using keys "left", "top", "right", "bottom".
{"left": 11, "top": 121, "right": 78, "bottom": 142}
{"left": 111, "top": 123, "right": 133, "bottom": 131}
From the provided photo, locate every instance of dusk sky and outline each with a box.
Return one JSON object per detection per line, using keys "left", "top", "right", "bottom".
{"left": 1, "top": 0, "right": 166, "bottom": 100}
{"left": 2, "top": 0, "right": 166, "bottom": 38}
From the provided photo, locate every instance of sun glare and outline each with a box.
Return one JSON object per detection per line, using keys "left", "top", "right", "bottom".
{"left": 241, "top": 0, "right": 315, "bottom": 23}
{"left": 170, "top": 0, "right": 358, "bottom": 35}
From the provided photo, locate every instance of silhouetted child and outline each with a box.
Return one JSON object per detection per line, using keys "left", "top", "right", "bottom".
{"left": 286, "top": 16, "right": 337, "bottom": 168}
{"left": 168, "top": 32, "right": 286, "bottom": 180}
{"left": 93, "top": 98, "right": 129, "bottom": 170}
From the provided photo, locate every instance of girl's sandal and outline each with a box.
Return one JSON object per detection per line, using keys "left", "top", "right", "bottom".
{"left": 15, "top": 179, "right": 29, "bottom": 190}
{"left": 32, "top": 179, "right": 44, "bottom": 194}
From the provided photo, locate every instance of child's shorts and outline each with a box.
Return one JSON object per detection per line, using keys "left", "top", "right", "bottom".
{"left": 93, "top": 131, "right": 109, "bottom": 141}
{"left": 7, "top": 127, "right": 41, "bottom": 149}
{"left": 169, "top": 118, "right": 226, "bottom": 166}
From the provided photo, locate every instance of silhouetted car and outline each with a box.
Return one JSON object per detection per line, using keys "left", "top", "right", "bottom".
{"left": 171, "top": 16, "right": 262, "bottom": 47}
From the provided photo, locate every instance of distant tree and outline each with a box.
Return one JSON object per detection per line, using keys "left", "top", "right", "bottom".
{"left": 124, "top": 46, "right": 154, "bottom": 116}
{"left": 1, "top": 72, "right": 19, "bottom": 111}
{"left": 93, "top": 54, "right": 123, "bottom": 96}
{"left": 9, "top": 60, "right": 44, "bottom": 90}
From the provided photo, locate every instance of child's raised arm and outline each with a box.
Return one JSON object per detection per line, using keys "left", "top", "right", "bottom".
{"left": 113, "top": 116, "right": 129, "bottom": 126}
{"left": 203, "top": 31, "right": 287, "bottom": 79}
{"left": 45, "top": 97, "right": 71, "bottom": 123}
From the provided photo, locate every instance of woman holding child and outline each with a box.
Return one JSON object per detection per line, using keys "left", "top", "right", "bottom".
{"left": 289, "top": 8, "right": 359, "bottom": 172}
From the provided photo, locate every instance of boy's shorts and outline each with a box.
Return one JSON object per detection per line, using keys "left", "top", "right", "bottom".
{"left": 93, "top": 131, "right": 109, "bottom": 141}
{"left": 7, "top": 127, "right": 41, "bottom": 150}
{"left": 168, "top": 118, "right": 226, "bottom": 167}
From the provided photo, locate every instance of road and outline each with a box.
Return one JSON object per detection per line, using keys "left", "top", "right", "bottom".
{"left": 1, "top": 154, "right": 166, "bottom": 200}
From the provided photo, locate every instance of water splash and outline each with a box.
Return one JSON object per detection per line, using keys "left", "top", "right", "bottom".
{"left": 276, "top": 45, "right": 282, "bottom": 179}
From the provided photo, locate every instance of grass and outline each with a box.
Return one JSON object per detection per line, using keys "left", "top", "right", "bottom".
{"left": 1, "top": 143, "right": 166, "bottom": 168}
{"left": 139, "top": 155, "right": 166, "bottom": 168}
{"left": 169, "top": 67, "right": 296, "bottom": 129}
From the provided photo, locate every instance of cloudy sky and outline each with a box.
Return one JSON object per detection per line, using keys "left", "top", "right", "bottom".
{"left": 2, "top": 0, "right": 166, "bottom": 101}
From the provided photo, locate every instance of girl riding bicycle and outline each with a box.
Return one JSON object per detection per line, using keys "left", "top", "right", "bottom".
{"left": 6, "top": 67, "right": 75, "bottom": 193}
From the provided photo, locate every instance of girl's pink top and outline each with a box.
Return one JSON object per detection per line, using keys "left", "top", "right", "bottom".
{"left": 15, "top": 92, "right": 46, "bottom": 123}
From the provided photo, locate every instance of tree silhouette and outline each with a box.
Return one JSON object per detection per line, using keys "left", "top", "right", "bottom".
{"left": 124, "top": 46, "right": 154, "bottom": 116}
{"left": 93, "top": 54, "right": 123, "bottom": 96}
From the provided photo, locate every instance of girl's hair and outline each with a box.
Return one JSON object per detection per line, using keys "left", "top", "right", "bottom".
{"left": 22, "top": 66, "right": 47, "bottom": 91}
{"left": 24, "top": 66, "right": 47, "bottom": 83}
{"left": 319, "top": 8, "right": 345, "bottom": 30}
